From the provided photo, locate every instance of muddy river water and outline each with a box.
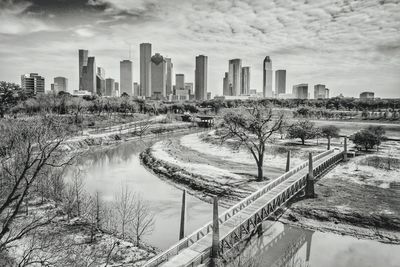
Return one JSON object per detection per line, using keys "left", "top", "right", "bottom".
{"left": 75, "top": 133, "right": 400, "bottom": 266}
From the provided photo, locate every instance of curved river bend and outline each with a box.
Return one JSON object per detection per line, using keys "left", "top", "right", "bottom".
{"left": 73, "top": 133, "right": 400, "bottom": 266}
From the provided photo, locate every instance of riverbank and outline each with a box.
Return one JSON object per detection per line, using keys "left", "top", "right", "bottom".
{"left": 141, "top": 130, "right": 400, "bottom": 244}
{"left": 3, "top": 198, "right": 158, "bottom": 266}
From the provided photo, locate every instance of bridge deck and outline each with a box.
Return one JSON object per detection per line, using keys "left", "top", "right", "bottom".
{"left": 162, "top": 149, "right": 342, "bottom": 267}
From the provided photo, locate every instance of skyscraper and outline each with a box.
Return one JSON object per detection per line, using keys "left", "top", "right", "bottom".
{"left": 165, "top": 58, "right": 173, "bottom": 96}
{"left": 120, "top": 60, "right": 133, "bottom": 96}
{"left": 133, "top": 82, "right": 140, "bottom": 96}
{"left": 195, "top": 55, "right": 208, "bottom": 100}
{"left": 263, "top": 56, "right": 272, "bottom": 98}
{"left": 150, "top": 53, "right": 167, "bottom": 99}
{"left": 115, "top": 82, "right": 119, "bottom": 97}
{"left": 241, "top": 66, "right": 250, "bottom": 95}
{"left": 140, "top": 43, "right": 152, "bottom": 97}
{"left": 82, "top": 56, "right": 96, "bottom": 93}
{"left": 314, "top": 84, "right": 327, "bottom": 99}
{"left": 21, "top": 73, "right": 45, "bottom": 95}
{"left": 293, "top": 84, "right": 308, "bottom": 99}
{"left": 54, "top": 77, "right": 68, "bottom": 93}
{"left": 105, "top": 78, "right": 115, "bottom": 96}
{"left": 184, "top": 82, "right": 193, "bottom": 95}
{"left": 223, "top": 72, "right": 229, "bottom": 96}
{"left": 275, "top": 70, "right": 286, "bottom": 95}
{"left": 96, "top": 67, "right": 105, "bottom": 95}
{"left": 228, "top": 59, "right": 242, "bottom": 96}
{"left": 79, "top": 49, "right": 88, "bottom": 90}
{"left": 176, "top": 74, "right": 185, "bottom": 91}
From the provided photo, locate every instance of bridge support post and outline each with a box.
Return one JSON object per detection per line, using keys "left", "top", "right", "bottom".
{"left": 210, "top": 196, "right": 220, "bottom": 267}
{"left": 286, "top": 151, "right": 291, "bottom": 172}
{"left": 179, "top": 190, "right": 186, "bottom": 240}
{"left": 327, "top": 136, "right": 331, "bottom": 150}
{"left": 306, "top": 152, "right": 315, "bottom": 198}
{"left": 343, "top": 136, "right": 348, "bottom": 162}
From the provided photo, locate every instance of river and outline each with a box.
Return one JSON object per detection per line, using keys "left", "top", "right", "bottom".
{"left": 73, "top": 133, "right": 400, "bottom": 265}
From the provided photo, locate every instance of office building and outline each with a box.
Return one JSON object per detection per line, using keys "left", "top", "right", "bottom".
{"left": 79, "top": 49, "right": 88, "bottom": 90}
{"left": 275, "top": 70, "right": 286, "bottom": 95}
{"left": 325, "top": 88, "right": 330, "bottom": 98}
{"left": 195, "top": 55, "right": 208, "bottom": 100}
{"left": 223, "top": 72, "right": 229, "bottom": 96}
{"left": 81, "top": 56, "right": 96, "bottom": 93}
{"left": 151, "top": 53, "right": 167, "bottom": 99}
{"left": 96, "top": 67, "right": 105, "bottom": 95}
{"left": 184, "top": 83, "right": 193, "bottom": 95}
{"left": 293, "top": 84, "right": 309, "bottom": 99}
{"left": 176, "top": 74, "right": 185, "bottom": 91}
{"left": 120, "top": 60, "right": 133, "bottom": 96}
{"left": 53, "top": 77, "right": 68, "bottom": 93}
{"left": 228, "top": 59, "right": 242, "bottom": 96}
{"left": 105, "top": 78, "right": 115, "bottom": 96}
{"left": 133, "top": 82, "right": 140, "bottom": 96}
{"left": 360, "top": 91, "right": 375, "bottom": 99}
{"left": 115, "top": 82, "right": 119, "bottom": 97}
{"left": 165, "top": 58, "right": 173, "bottom": 96}
{"left": 314, "top": 84, "right": 327, "bottom": 99}
{"left": 207, "top": 92, "right": 212, "bottom": 100}
{"left": 241, "top": 66, "right": 250, "bottom": 95}
{"left": 263, "top": 56, "right": 272, "bottom": 97}
{"left": 140, "top": 43, "right": 152, "bottom": 97}
{"left": 21, "top": 73, "right": 45, "bottom": 95}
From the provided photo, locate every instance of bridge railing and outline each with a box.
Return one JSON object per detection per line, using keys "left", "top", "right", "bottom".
{"left": 143, "top": 149, "right": 337, "bottom": 267}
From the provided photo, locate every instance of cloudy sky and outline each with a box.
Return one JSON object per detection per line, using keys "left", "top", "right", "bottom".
{"left": 0, "top": 0, "right": 399, "bottom": 98}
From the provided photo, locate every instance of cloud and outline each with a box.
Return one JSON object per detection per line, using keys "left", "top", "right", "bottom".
{"left": 0, "top": 0, "right": 399, "bottom": 97}
{"left": 0, "top": 0, "right": 57, "bottom": 35}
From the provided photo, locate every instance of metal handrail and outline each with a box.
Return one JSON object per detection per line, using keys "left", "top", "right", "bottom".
{"left": 143, "top": 149, "right": 337, "bottom": 266}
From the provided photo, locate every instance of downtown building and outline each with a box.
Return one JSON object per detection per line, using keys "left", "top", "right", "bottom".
{"left": 53, "top": 77, "right": 68, "bottom": 93}
{"left": 360, "top": 91, "right": 375, "bottom": 99}
{"left": 120, "top": 60, "right": 133, "bottom": 96}
{"left": 175, "top": 74, "right": 189, "bottom": 101}
{"left": 97, "top": 67, "right": 106, "bottom": 95}
{"left": 241, "top": 66, "right": 250, "bottom": 95}
{"left": 293, "top": 84, "right": 309, "bottom": 99}
{"left": 79, "top": 49, "right": 88, "bottom": 91}
{"left": 150, "top": 53, "right": 167, "bottom": 99}
{"left": 165, "top": 58, "right": 173, "bottom": 97}
{"left": 223, "top": 72, "right": 229, "bottom": 96}
{"left": 81, "top": 56, "right": 97, "bottom": 94}
{"left": 263, "top": 56, "right": 273, "bottom": 98}
{"left": 105, "top": 78, "right": 115, "bottom": 97}
{"left": 228, "top": 59, "right": 242, "bottom": 96}
{"left": 275, "top": 70, "right": 286, "bottom": 96}
{"left": 21, "top": 73, "right": 45, "bottom": 95}
{"left": 195, "top": 55, "right": 208, "bottom": 100}
{"left": 140, "top": 43, "right": 152, "bottom": 97}
{"left": 314, "top": 84, "right": 329, "bottom": 99}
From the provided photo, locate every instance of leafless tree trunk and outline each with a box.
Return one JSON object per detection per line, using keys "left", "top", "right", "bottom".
{"left": 131, "top": 195, "right": 154, "bottom": 247}
{"left": 113, "top": 185, "right": 136, "bottom": 239}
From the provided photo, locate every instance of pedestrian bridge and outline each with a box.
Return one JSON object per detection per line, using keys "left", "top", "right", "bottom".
{"left": 144, "top": 147, "right": 345, "bottom": 267}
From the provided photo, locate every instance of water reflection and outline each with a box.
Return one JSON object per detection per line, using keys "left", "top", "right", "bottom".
{"left": 67, "top": 134, "right": 214, "bottom": 250}
{"left": 230, "top": 222, "right": 400, "bottom": 267}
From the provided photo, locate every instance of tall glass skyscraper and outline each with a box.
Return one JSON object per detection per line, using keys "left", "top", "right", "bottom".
{"left": 228, "top": 59, "right": 242, "bottom": 96}
{"left": 150, "top": 53, "right": 167, "bottom": 99}
{"left": 195, "top": 55, "right": 208, "bottom": 100}
{"left": 275, "top": 69, "right": 286, "bottom": 95}
{"left": 140, "top": 43, "right": 152, "bottom": 97}
{"left": 78, "top": 49, "right": 88, "bottom": 91}
{"left": 241, "top": 66, "right": 250, "bottom": 95}
{"left": 263, "top": 56, "right": 272, "bottom": 98}
{"left": 120, "top": 60, "right": 133, "bottom": 96}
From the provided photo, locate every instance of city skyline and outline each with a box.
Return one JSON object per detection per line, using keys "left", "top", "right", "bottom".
{"left": 0, "top": 0, "right": 399, "bottom": 98}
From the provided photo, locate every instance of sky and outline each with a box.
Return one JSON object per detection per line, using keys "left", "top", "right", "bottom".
{"left": 0, "top": 0, "right": 399, "bottom": 98}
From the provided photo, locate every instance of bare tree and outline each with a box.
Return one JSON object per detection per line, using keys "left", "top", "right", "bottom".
{"left": 220, "top": 104, "right": 286, "bottom": 181}
{"left": 131, "top": 194, "right": 154, "bottom": 247}
{"left": 0, "top": 116, "right": 73, "bottom": 250}
{"left": 113, "top": 185, "right": 136, "bottom": 238}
